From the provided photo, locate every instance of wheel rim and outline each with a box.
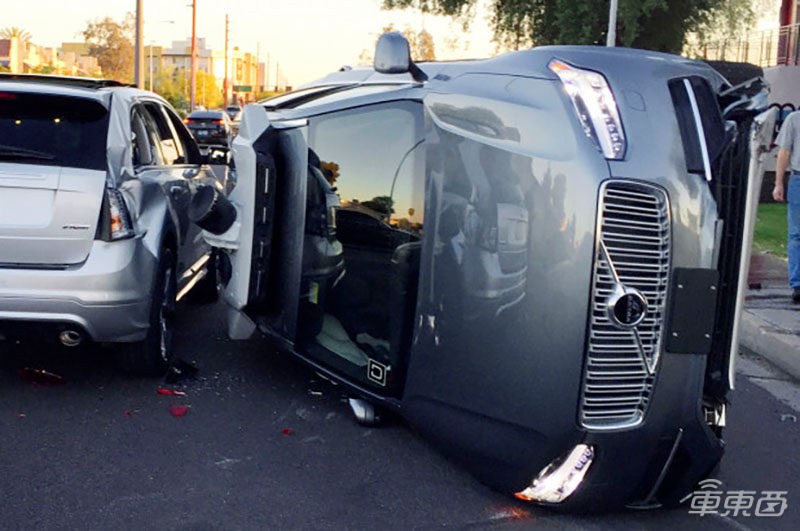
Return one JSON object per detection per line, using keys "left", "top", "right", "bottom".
{"left": 159, "top": 266, "right": 175, "bottom": 363}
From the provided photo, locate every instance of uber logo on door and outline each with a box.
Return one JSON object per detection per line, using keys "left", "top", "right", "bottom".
{"left": 367, "top": 359, "right": 389, "bottom": 387}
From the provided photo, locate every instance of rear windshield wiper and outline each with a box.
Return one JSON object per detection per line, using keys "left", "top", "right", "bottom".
{"left": 0, "top": 144, "right": 56, "bottom": 161}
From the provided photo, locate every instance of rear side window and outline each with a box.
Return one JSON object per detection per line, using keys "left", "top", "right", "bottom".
{"left": 0, "top": 91, "right": 109, "bottom": 170}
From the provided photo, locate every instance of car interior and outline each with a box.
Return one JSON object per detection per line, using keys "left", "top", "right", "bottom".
{"left": 294, "top": 101, "right": 425, "bottom": 394}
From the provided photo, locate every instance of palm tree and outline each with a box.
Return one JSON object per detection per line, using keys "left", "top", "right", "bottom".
{"left": 0, "top": 27, "right": 33, "bottom": 44}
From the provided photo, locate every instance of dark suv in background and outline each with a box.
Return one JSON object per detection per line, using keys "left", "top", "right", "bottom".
{"left": 184, "top": 109, "right": 234, "bottom": 153}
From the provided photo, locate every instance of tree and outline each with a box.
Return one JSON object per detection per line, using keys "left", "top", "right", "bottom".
{"left": 684, "top": 0, "right": 774, "bottom": 56}
{"left": 382, "top": 0, "right": 752, "bottom": 54}
{"left": 0, "top": 27, "right": 32, "bottom": 43}
{"left": 82, "top": 14, "right": 135, "bottom": 82}
{"left": 152, "top": 68, "right": 223, "bottom": 115}
{"left": 360, "top": 23, "right": 436, "bottom": 64}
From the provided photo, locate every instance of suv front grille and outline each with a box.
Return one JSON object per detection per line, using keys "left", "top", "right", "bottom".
{"left": 580, "top": 181, "right": 671, "bottom": 429}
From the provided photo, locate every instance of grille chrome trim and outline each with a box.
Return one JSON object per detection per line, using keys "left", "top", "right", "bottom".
{"left": 580, "top": 181, "right": 672, "bottom": 430}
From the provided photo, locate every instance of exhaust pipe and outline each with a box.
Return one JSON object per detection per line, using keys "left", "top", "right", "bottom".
{"left": 58, "top": 330, "right": 82, "bottom": 347}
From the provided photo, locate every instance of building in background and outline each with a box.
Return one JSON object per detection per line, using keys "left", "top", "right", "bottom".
{"left": 0, "top": 37, "right": 23, "bottom": 72}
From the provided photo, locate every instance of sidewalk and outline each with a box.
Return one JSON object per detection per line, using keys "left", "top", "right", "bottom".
{"left": 740, "top": 252, "right": 800, "bottom": 381}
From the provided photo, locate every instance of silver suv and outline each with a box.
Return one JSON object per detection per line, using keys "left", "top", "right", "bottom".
{"left": 0, "top": 74, "right": 222, "bottom": 374}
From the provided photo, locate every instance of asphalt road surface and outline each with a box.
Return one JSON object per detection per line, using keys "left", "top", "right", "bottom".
{"left": 1, "top": 298, "right": 798, "bottom": 530}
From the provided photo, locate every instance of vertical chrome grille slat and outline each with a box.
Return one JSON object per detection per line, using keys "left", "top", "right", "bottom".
{"left": 580, "top": 181, "right": 671, "bottom": 430}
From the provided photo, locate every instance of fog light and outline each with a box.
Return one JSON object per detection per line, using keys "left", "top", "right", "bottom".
{"left": 515, "top": 444, "right": 594, "bottom": 503}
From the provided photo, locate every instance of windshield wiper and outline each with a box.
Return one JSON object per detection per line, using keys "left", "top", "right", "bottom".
{"left": 0, "top": 144, "right": 56, "bottom": 161}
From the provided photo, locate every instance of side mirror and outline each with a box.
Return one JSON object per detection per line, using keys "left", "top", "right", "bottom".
{"left": 374, "top": 32, "right": 428, "bottom": 82}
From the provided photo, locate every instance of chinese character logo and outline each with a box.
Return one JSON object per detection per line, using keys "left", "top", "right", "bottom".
{"left": 688, "top": 479, "right": 788, "bottom": 518}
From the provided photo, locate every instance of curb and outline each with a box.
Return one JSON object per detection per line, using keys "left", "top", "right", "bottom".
{"left": 739, "top": 310, "right": 800, "bottom": 381}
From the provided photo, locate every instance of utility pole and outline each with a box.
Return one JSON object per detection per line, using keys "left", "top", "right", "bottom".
{"left": 190, "top": 0, "right": 198, "bottom": 111}
{"left": 275, "top": 61, "right": 279, "bottom": 91}
{"left": 134, "top": 0, "right": 144, "bottom": 87}
{"left": 148, "top": 44, "right": 153, "bottom": 91}
{"left": 265, "top": 52, "right": 270, "bottom": 93}
{"left": 606, "top": 0, "right": 618, "bottom": 47}
{"left": 223, "top": 14, "right": 229, "bottom": 107}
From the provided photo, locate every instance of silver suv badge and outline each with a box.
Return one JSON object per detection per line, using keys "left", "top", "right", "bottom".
{"left": 606, "top": 285, "right": 648, "bottom": 330}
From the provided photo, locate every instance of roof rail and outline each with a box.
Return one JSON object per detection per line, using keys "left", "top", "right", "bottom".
{"left": 0, "top": 73, "right": 134, "bottom": 89}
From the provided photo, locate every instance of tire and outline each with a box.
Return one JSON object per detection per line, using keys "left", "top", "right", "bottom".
{"left": 118, "top": 247, "right": 177, "bottom": 376}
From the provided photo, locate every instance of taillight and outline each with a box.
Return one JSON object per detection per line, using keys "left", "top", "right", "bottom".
{"left": 97, "top": 188, "right": 135, "bottom": 241}
{"left": 183, "top": 118, "right": 190, "bottom": 124}
{"left": 218, "top": 119, "right": 225, "bottom": 125}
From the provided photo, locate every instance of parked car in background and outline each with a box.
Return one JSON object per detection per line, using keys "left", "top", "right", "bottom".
{"left": 184, "top": 109, "right": 233, "bottom": 153}
{"left": 225, "top": 105, "right": 242, "bottom": 135}
{"left": 0, "top": 73, "right": 222, "bottom": 375}
{"left": 192, "top": 34, "right": 774, "bottom": 510}
{"left": 224, "top": 105, "right": 242, "bottom": 121}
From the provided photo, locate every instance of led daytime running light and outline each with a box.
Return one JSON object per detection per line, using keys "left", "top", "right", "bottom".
{"left": 549, "top": 59, "right": 626, "bottom": 160}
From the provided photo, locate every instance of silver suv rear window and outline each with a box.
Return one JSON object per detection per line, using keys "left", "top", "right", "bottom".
{"left": 0, "top": 92, "right": 109, "bottom": 171}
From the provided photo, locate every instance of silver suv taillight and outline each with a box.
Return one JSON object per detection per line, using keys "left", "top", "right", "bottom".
{"left": 99, "top": 188, "right": 135, "bottom": 241}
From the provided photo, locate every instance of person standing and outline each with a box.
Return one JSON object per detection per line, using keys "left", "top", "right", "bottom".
{"left": 773, "top": 110, "right": 800, "bottom": 303}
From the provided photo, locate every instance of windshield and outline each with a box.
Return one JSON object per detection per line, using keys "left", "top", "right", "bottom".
{"left": 0, "top": 91, "right": 109, "bottom": 170}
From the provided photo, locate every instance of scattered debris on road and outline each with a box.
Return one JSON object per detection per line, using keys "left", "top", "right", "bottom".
{"left": 17, "top": 367, "right": 66, "bottom": 386}
{"left": 780, "top": 413, "right": 797, "bottom": 423}
{"left": 281, "top": 428, "right": 292, "bottom": 435}
{"left": 157, "top": 388, "right": 187, "bottom": 397}
{"left": 165, "top": 359, "right": 198, "bottom": 384}
{"left": 169, "top": 405, "right": 189, "bottom": 418}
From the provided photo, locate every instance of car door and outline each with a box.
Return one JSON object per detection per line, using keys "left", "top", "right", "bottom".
{"left": 206, "top": 104, "right": 309, "bottom": 343}
{"left": 137, "top": 100, "right": 217, "bottom": 280}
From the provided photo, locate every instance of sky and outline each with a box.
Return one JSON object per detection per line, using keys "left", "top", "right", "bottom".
{"left": 8, "top": 0, "right": 497, "bottom": 87}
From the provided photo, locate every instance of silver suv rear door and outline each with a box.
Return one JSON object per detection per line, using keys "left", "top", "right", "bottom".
{"left": 0, "top": 91, "right": 109, "bottom": 266}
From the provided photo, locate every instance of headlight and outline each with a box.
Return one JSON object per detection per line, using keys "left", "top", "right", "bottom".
{"left": 549, "top": 59, "right": 626, "bottom": 160}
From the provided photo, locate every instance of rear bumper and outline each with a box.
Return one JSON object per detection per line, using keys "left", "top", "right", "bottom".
{"left": 0, "top": 236, "right": 157, "bottom": 343}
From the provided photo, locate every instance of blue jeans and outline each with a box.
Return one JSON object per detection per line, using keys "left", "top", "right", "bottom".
{"left": 789, "top": 174, "right": 800, "bottom": 288}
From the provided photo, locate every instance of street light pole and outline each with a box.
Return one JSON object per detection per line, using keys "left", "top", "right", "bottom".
{"left": 606, "top": 0, "right": 618, "bottom": 47}
{"left": 190, "top": 0, "right": 198, "bottom": 111}
{"left": 134, "top": 0, "right": 144, "bottom": 87}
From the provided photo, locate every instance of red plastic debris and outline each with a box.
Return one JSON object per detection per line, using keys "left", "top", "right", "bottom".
{"left": 169, "top": 405, "right": 189, "bottom": 418}
{"left": 124, "top": 409, "right": 140, "bottom": 417}
{"left": 17, "top": 368, "right": 66, "bottom": 386}
{"left": 18, "top": 414, "right": 25, "bottom": 419}
{"left": 157, "top": 388, "right": 187, "bottom": 396}
{"left": 281, "top": 428, "right": 293, "bottom": 436}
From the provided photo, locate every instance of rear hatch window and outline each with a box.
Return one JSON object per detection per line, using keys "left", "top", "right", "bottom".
{"left": 0, "top": 91, "right": 109, "bottom": 171}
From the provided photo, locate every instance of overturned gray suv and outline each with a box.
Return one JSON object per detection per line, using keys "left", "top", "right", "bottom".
{"left": 190, "top": 34, "right": 775, "bottom": 510}
{"left": 0, "top": 74, "right": 221, "bottom": 375}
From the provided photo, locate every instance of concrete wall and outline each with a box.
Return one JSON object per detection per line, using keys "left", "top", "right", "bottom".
{"left": 765, "top": 65, "right": 800, "bottom": 106}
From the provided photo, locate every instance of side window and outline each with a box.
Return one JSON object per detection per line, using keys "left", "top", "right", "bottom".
{"left": 143, "top": 102, "right": 181, "bottom": 164}
{"left": 136, "top": 104, "right": 164, "bottom": 165}
{"left": 163, "top": 104, "right": 201, "bottom": 165}
{"left": 131, "top": 107, "right": 153, "bottom": 167}
{"left": 308, "top": 101, "right": 425, "bottom": 236}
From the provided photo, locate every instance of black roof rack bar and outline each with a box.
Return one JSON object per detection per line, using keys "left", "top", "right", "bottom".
{"left": 0, "top": 73, "right": 134, "bottom": 89}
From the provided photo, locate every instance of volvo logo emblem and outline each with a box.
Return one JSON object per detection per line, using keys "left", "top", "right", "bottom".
{"left": 606, "top": 285, "right": 648, "bottom": 329}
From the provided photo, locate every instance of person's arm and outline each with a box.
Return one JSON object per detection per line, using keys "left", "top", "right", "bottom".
{"left": 774, "top": 147, "right": 790, "bottom": 202}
